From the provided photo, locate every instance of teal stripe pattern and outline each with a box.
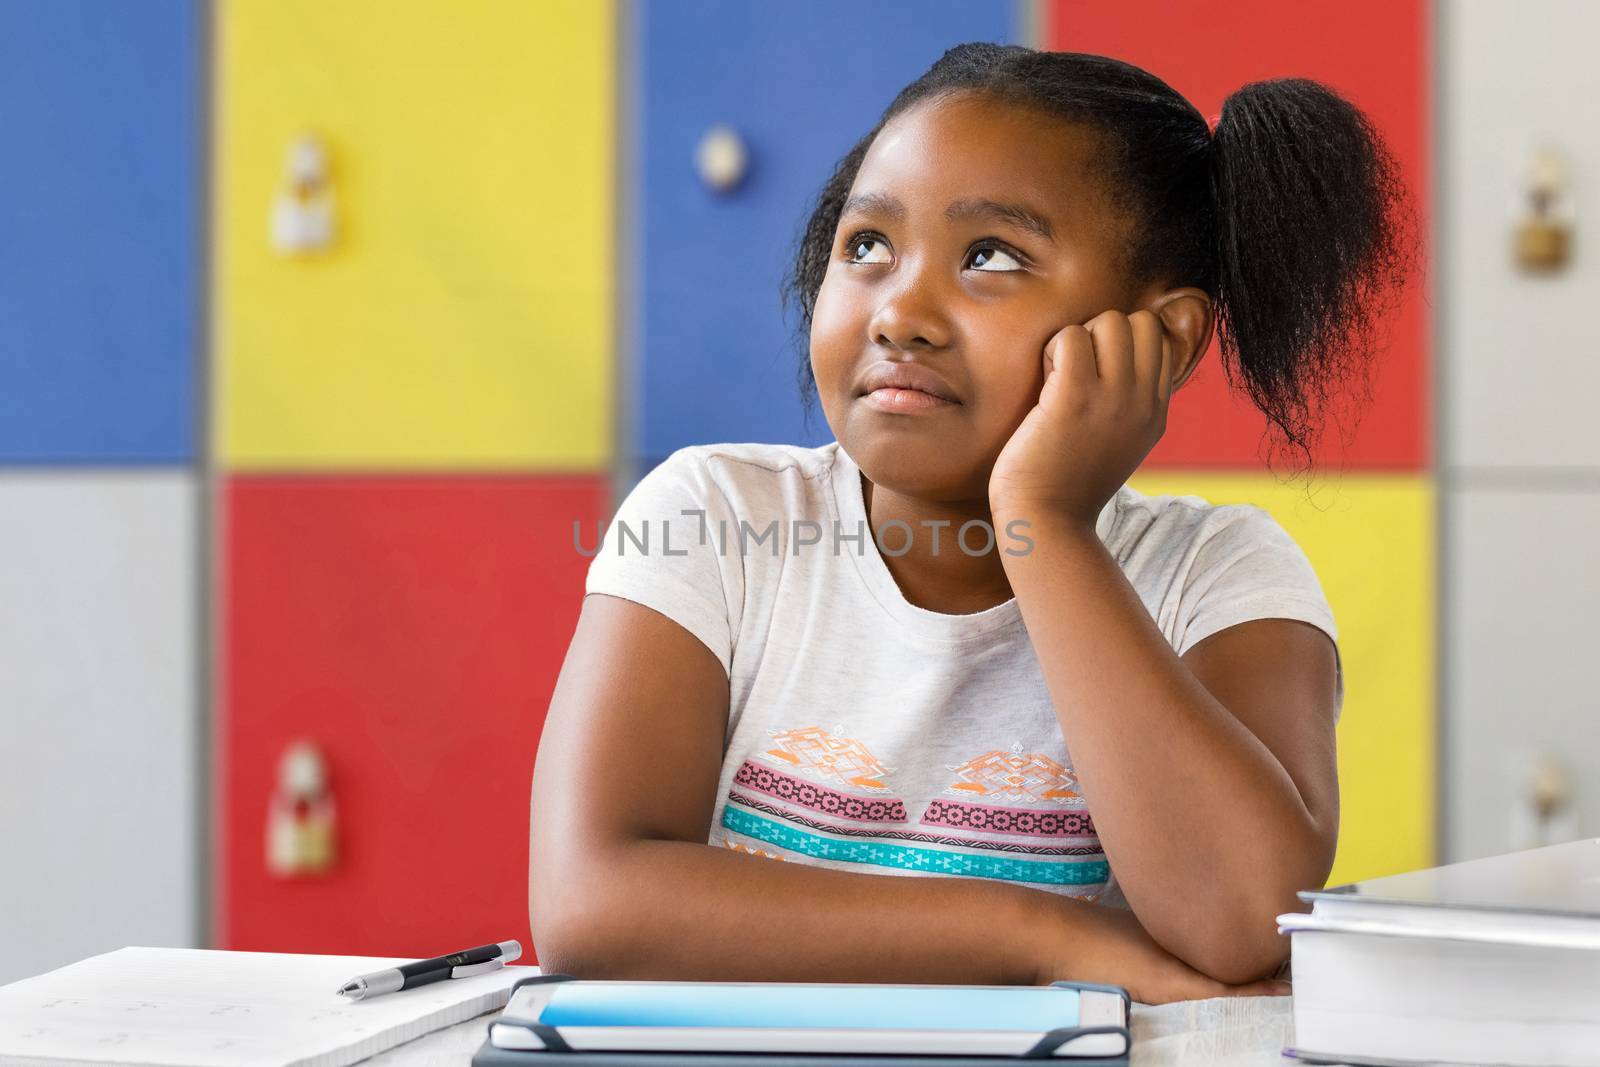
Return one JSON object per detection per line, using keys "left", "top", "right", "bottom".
{"left": 722, "top": 807, "right": 1109, "bottom": 886}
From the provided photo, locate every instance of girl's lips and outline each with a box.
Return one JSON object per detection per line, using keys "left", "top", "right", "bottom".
{"left": 862, "top": 387, "right": 958, "bottom": 413}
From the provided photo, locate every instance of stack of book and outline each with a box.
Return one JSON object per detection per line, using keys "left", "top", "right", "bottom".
{"left": 1278, "top": 836, "right": 1600, "bottom": 1067}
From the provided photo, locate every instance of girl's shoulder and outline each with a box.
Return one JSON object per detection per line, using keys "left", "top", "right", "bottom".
{"left": 1110, "top": 484, "right": 1340, "bottom": 714}
{"left": 1106, "top": 483, "right": 1308, "bottom": 569}
{"left": 637, "top": 441, "right": 842, "bottom": 508}
{"left": 661, "top": 440, "right": 840, "bottom": 482}
{"left": 620, "top": 442, "right": 845, "bottom": 536}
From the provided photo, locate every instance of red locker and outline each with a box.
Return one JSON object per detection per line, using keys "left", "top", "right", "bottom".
{"left": 1048, "top": 0, "right": 1430, "bottom": 471}
{"left": 218, "top": 475, "right": 609, "bottom": 961}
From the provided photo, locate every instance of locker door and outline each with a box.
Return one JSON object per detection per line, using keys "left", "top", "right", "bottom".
{"left": 220, "top": 475, "right": 609, "bottom": 957}
{"left": 1048, "top": 0, "right": 1430, "bottom": 470}
{"left": 1441, "top": 0, "right": 1600, "bottom": 470}
{"left": 0, "top": 475, "right": 197, "bottom": 983}
{"left": 633, "top": 0, "right": 1019, "bottom": 467}
{"left": 1446, "top": 488, "right": 1600, "bottom": 862}
{"left": 215, "top": 0, "right": 612, "bottom": 470}
{"left": 0, "top": 1, "right": 200, "bottom": 462}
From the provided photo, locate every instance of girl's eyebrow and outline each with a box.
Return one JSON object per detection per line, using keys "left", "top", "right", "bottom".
{"left": 840, "top": 191, "right": 1057, "bottom": 245}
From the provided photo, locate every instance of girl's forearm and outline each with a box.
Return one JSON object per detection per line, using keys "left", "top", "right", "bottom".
{"left": 532, "top": 836, "right": 1062, "bottom": 986}
{"left": 996, "top": 505, "right": 1327, "bottom": 982}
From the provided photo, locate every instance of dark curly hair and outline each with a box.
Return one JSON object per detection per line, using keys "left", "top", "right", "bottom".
{"left": 780, "top": 44, "right": 1418, "bottom": 472}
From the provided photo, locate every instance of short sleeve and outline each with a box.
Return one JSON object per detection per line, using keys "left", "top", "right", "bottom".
{"left": 1176, "top": 505, "right": 1344, "bottom": 722}
{"left": 583, "top": 448, "right": 745, "bottom": 676}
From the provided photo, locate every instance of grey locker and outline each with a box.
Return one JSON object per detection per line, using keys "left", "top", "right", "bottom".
{"left": 0, "top": 473, "right": 198, "bottom": 983}
{"left": 1444, "top": 486, "right": 1600, "bottom": 862}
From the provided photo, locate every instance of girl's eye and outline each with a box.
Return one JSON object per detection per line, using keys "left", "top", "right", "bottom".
{"left": 844, "top": 234, "right": 891, "bottom": 264}
{"left": 968, "top": 244, "right": 1024, "bottom": 273}
{"left": 840, "top": 233, "right": 1025, "bottom": 272}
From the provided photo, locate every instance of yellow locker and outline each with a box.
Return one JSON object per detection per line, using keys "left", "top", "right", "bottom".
{"left": 1129, "top": 470, "right": 1435, "bottom": 887}
{"left": 215, "top": 0, "right": 612, "bottom": 468}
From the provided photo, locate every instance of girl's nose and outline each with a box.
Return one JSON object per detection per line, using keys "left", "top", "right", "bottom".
{"left": 867, "top": 266, "right": 953, "bottom": 350}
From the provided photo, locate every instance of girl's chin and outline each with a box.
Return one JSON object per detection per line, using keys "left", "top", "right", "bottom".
{"left": 845, "top": 440, "right": 992, "bottom": 502}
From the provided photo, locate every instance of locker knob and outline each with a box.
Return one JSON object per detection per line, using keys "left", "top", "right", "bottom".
{"left": 1514, "top": 146, "right": 1572, "bottom": 273}
{"left": 266, "top": 738, "right": 338, "bottom": 878}
{"left": 695, "top": 124, "right": 749, "bottom": 194}
{"left": 1510, "top": 753, "right": 1577, "bottom": 851}
{"left": 271, "top": 132, "right": 336, "bottom": 255}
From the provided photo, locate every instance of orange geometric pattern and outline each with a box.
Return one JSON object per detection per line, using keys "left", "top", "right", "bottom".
{"left": 759, "top": 724, "right": 893, "bottom": 793}
{"left": 724, "top": 839, "right": 785, "bottom": 861}
{"left": 943, "top": 742, "right": 1081, "bottom": 802}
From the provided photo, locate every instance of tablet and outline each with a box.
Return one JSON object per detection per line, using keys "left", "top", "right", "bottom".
{"left": 488, "top": 978, "right": 1128, "bottom": 1057}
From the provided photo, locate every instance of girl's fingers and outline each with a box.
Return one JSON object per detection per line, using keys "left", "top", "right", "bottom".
{"left": 1128, "top": 310, "right": 1166, "bottom": 407}
{"left": 1038, "top": 345, "right": 1063, "bottom": 407}
{"left": 1085, "top": 311, "right": 1136, "bottom": 393}
{"left": 1227, "top": 978, "right": 1293, "bottom": 998}
{"left": 1051, "top": 324, "right": 1098, "bottom": 397}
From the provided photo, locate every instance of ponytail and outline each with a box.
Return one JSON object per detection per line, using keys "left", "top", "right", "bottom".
{"left": 1209, "top": 79, "right": 1417, "bottom": 469}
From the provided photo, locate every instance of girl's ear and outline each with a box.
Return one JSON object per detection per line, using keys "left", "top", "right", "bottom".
{"left": 1146, "top": 288, "right": 1215, "bottom": 393}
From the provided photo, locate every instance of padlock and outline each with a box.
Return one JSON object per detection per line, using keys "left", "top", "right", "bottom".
{"left": 1513, "top": 147, "right": 1573, "bottom": 273}
{"left": 270, "top": 133, "right": 336, "bottom": 255}
{"left": 265, "top": 739, "right": 338, "bottom": 878}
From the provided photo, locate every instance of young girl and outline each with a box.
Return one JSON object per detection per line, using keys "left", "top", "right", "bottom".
{"left": 529, "top": 44, "right": 1413, "bottom": 1005}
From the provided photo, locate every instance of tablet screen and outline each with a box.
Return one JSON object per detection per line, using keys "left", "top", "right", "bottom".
{"left": 537, "top": 982, "right": 1081, "bottom": 1032}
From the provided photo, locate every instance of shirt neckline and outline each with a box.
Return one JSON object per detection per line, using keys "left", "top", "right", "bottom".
{"left": 825, "top": 441, "right": 1120, "bottom": 643}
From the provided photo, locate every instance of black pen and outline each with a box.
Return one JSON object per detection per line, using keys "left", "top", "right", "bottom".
{"left": 336, "top": 939, "right": 522, "bottom": 1000}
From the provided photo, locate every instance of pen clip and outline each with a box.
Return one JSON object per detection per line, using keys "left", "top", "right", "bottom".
{"left": 450, "top": 958, "right": 506, "bottom": 979}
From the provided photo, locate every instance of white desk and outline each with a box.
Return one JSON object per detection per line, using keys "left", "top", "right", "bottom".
{"left": 363, "top": 995, "right": 1297, "bottom": 1067}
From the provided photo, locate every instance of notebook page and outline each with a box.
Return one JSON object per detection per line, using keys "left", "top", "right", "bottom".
{"left": 0, "top": 947, "right": 532, "bottom": 1067}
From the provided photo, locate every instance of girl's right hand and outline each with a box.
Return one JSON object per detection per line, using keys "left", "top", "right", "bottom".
{"left": 1037, "top": 898, "right": 1291, "bottom": 1005}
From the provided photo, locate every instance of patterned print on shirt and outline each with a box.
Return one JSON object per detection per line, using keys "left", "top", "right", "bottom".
{"left": 921, "top": 799, "right": 1098, "bottom": 838}
{"left": 942, "top": 741, "right": 1083, "bottom": 802}
{"left": 758, "top": 724, "right": 893, "bottom": 792}
{"left": 732, "top": 759, "right": 909, "bottom": 822}
{"left": 720, "top": 807, "right": 1110, "bottom": 887}
{"left": 915, "top": 740, "right": 1104, "bottom": 895}
{"left": 728, "top": 791, "right": 1102, "bottom": 856}
{"left": 724, "top": 840, "right": 786, "bottom": 860}
{"left": 723, "top": 727, "right": 1107, "bottom": 893}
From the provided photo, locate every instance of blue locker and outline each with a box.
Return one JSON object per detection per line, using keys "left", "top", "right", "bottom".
{"left": 633, "top": 0, "right": 1018, "bottom": 469}
{"left": 0, "top": 0, "right": 200, "bottom": 462}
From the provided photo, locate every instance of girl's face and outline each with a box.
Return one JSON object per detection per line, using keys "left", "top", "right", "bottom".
{"left": 810, "top": 91, "right": 1144, "bottom": 503}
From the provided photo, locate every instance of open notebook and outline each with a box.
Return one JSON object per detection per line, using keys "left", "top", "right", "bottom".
{"left": 0, "top": 947, "right": 528, "bottom": 1067}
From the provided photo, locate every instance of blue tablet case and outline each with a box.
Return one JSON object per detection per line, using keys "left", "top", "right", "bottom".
{"left": 470, "top": 974, "right": 1132, "bottom": 1067}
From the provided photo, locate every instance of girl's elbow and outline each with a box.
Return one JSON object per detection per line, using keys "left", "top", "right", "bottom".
{"left": 1190, "top": 835, "right": 1332, "bottom": 983}
{"left": 1179, "top": 887, "right": 1299, "bottom": 984}
{"left": 1188, "top": 925, "right": 1290, "bottom": 986}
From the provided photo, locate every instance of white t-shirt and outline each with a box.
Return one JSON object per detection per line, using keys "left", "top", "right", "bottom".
{"left": 582, "top": 440, "right": 1341, "bottom": 909}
